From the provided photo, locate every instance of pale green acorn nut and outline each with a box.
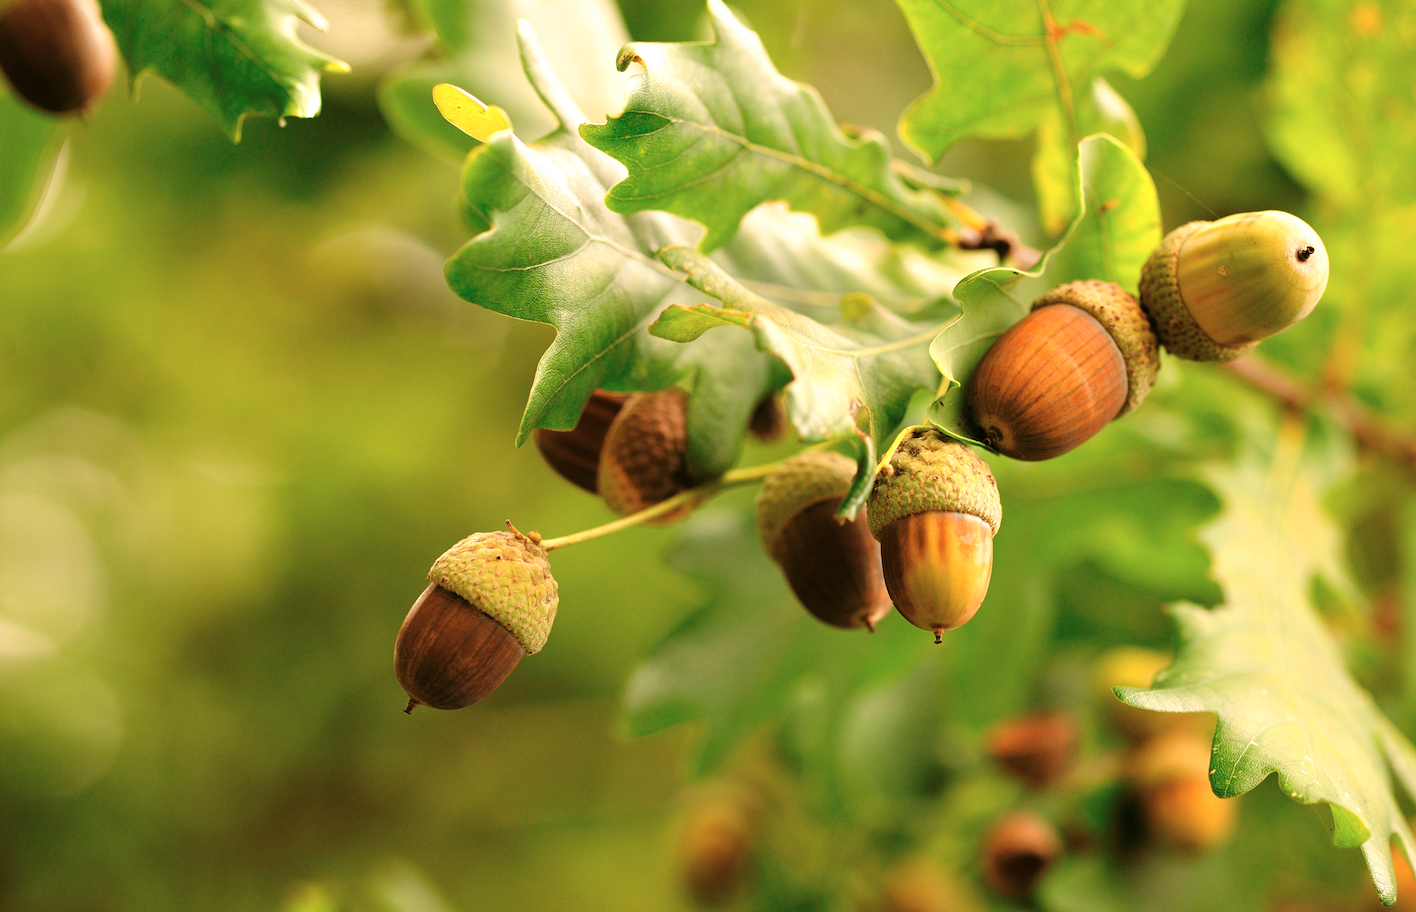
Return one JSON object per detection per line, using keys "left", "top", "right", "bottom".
{"left": 1139, "top": 211, "right": 1328, "bottom": 362}
{"left": 427, "top": 528, "right": 558, "bottom": 654}
{"left": 1031, "top": 280, "right": 1160, "bottom": 416}
{"left": 756, "top": 451, "right": 856, "bottom": 558}
{"left": 867, "top": 430, "right": 1001, "bottom": 540}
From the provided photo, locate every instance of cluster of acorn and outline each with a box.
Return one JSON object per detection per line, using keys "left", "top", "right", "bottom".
{"left": 0, "top": 0, "right": 116, "bottom": 115}
{"left": 395, "top": 209, "right": 1329, "bottom": 712}
{"left": 968, "top": 648, "right": 1235, "bottom": 906}
{"left": 667, "top": 647, "right": 1232, "bottom": 910}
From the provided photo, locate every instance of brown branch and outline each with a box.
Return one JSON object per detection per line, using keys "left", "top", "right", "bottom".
{"left": 1220, "top": 355, "right": 1416, "bottom": 470}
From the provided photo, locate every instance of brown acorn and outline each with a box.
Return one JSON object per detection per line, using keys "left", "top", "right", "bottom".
{"left": 1139, "top": 211, "right": 1328, "bottom": 362}
{"left": 867, "top": 430, "right": 1001, "bottom": 641}
{"left": 0, "top": 0, "right": 115, "bottom": 114}
{"left": 678, "top": 797, "right": 756, "bottom": 907}
{"left": 986, "top": 712, "right": 1079, "bottom": 788}
{"left": 533, "top": 390, "right": 628, "bottom": 493}
{"left": 755, "top": 451, "right": 892, "bottom": 630}
{"left": 748, "top": 393, "right": 787, "bottom": 442}
{"left": 597, "top": 388, "right": 693, "bottom": 518}
{"left": 981, "top": 813, "right": 1063, "bottom": 902}
{"left": 394, "top": 525, "right": 557, "bottom": 712}
{"left": 1125, "top": 730, "right": 1235, "bottom": 852}
{"left": 967, "top": 280, "right": 1159, "bottom": 461}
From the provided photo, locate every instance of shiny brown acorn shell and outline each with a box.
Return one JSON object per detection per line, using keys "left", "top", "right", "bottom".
{"left": 878, "top": 511, "right": 994, "bottom": 641}
{"left": 981, "top": 813, "right": 1063, "bottom": 902}
{"left": 986, "top": 712, "right": 1079, "bottom": 788}
{"left": 0, "top": 0, "right": 115, "bottom": 114}
{"left": 533, "top": 390, "right": 628, "bottom": 493}
{"left": 774, "top": 497, "right": 892, "bottom": 631}
{"left": 967, "top": 303, "right": 1129, "bottom": 461}
{"left": 394, "top": 584, "right": 525, "bottom": 711}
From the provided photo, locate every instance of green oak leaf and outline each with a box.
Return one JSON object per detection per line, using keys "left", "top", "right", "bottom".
{"left": 1120, "top": 446, "right": 1416, "bottom": 906}
{"left": 650, "top": 246, "right": 945, "bottom": 513}
{"left": 102, "top": 0, "right": 347, "bottom": 141}
{"left": 378, "top": 0, "right": 630, "bottom": 164}
{"left": 1265, "top": 0, "right": 1416, "bottom": 208}
{"left": 443, "top": 22, "right": 784, "bottom": 478}
{"left": 579, "top": 0, "right": 956, "bottom": 252}
{"left": 0, "top": 89, "right": 64, "bottom": 248}
{"left": 895, "top": 0, "right": 1181, "bottom": 230}
{"left": 622, "top": 508, "right": 930, "bottom": 775}
{"left": 1032, "top": 77, "right": 1147, "bottom": 235}
{"left": 896, "top": 0, "right": 1184, "bottom": 158}
{"left": 927, "top": 134, "right": 1161, "bottom": 444}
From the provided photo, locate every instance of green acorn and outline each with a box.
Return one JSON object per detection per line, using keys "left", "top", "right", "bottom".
{"left": 755, "top": 451, "right": 892, "bottom": 631}
{"left": 394, "top": 525, "right": 557, "bottom": 712}
{"left": 967, "top": 280, "right": 1159, "bottom": 461}
{"left": 1139, "top": 210, "right": 1328, "bottom": 361}
{"left": 868, "top": 430, "right": 1001, "bottom": 641}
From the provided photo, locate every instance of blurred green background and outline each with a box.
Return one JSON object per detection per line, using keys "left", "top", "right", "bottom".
{"left": 0, "top": 0, "right": 1387, "bottom": 909}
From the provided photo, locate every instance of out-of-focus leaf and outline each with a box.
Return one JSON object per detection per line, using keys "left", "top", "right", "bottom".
{"left": 579, "top": 0, "right": 956, "bottom": 251}
{"left": 0, "top": 91, "right": 63, "bottom": 249}
{"left": 927, "top": 134, "right": 1161, "bottom": 443}
{"left": 378, "top": 0, "right": 629, "bottom": 164}
{"left": 896, "top": 0, "right": 1184, "bottom": 162}
{"left": 622, "top": 508, "right": 929, "bottom": 775}
{"left": 1265, "top": 0, "right": 1416, "bottom": 207}
{"left": 102, "top": 0, "right": 347, "bottom": 141}
{"left": 443, "top": 23, "right": 783, "bottom": 477}
{"left": 1033, "top": 77, "right": 1147, "bottom": 234}
{"left": 650, "top": 246, "right": 944, "bottom": 511}
{"left": 1120, "top": 438, "right": 1416, "bottom": 905}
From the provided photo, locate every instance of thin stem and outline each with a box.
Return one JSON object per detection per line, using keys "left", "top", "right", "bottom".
{"left": 540, "top": 461, "right": 786, "bottom": 552}
{"left": 1221, "top": 354, "right": 1416, "bottom": 471}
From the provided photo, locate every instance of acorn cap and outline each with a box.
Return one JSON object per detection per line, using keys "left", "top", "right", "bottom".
{"left": 427, "top": 527, "right": 558, "bottom": 654}
{"left": 867, "top": 430, "right": 1001, "bottom": 540}
{"left": 1140, "top": 212, "right": 1328, "bottom": 362}
{"left": 1031, "top": 280, "right": 1159, "bottom": 416}
{"left": 598, "top": 388, "right": 691, "bottom": 517}
{"left": 756, "top": 451, "right": 856, "bottom": 557}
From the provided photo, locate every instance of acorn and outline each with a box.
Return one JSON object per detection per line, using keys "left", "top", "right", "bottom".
{"left": 967, "top": 279, "right": 1159, "bottom": 461}
{"left": 981, "top": 812, "right": 1063, "bottom": 902}
{"left": 755, "top": 451, "right": 892, "bottom": 630}
{"left": 394, "top": 525, "right": 557, "bottom": 712}
{"left": 0, "top": 0, "right": 116, "bottom": 114}
{"left": 985, "top": 711, "right": 1079, "bottom": 788}
{"left": 1125, "top": 730, "right": 1235, "bottom": 852}
{"left": 748, "top": 393, "right": 787, "bottom": 442}
{"left": 1139, "top": 211, "right": 1328, "bottom": 361}
{"left": 867, "top": 430, "right": 1001, "bottom": 641}
{"left": 678, "top": 795, "right": 757, "bottom": 906}
{"left": 533, "top": 390, "right": 628, "bottom": 493}
{"left": 597, "top": 388, "right": 693, "bottom": 517}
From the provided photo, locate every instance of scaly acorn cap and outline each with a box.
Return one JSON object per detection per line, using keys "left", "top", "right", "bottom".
{"left": 1031, "top": 280, "right": 1159, "bottom": 416}
{"left": 1139, "top": 212, "right": 1328, "bottom": 362}
{"left": 427, "top": 527, "right": 558, "bottom": 654}
{"left": 756, "top": 451, "right": 857, "bottom": 558}
{"left": 867, "top": 430, "right": 1001, "bottom": 541}
{"left": 598, "top": 388, "right": 692, "bottom": 518}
